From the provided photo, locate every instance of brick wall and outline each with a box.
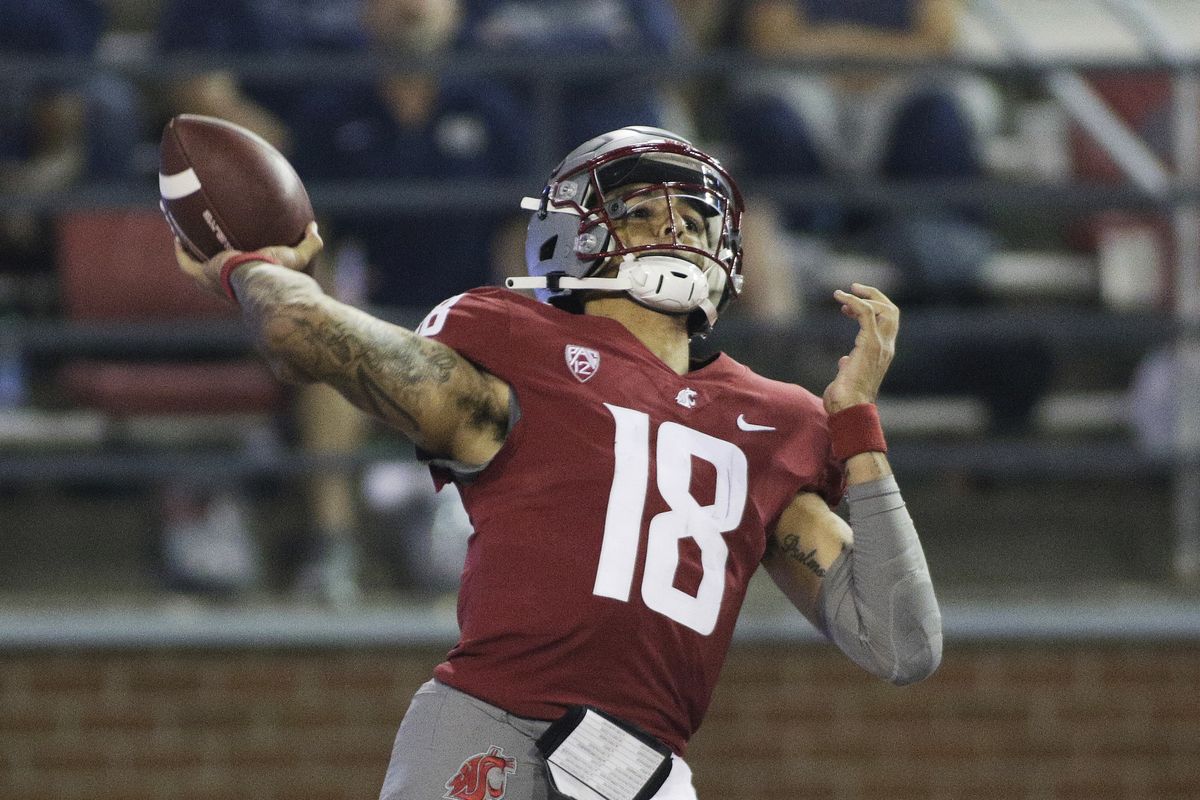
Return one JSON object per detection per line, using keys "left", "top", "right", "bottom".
{"left": 1, "top": 643, "right": 1197, "bottom": 800}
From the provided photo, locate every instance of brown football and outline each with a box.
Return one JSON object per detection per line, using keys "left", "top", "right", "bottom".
{"left": 159, "top": 114, "right": 313, "bottom": 260}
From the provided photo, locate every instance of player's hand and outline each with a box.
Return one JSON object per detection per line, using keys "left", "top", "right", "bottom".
{"left": 823, "top": 283, "right": 898, "bottom": 414}
{"left": 175, "top": 221, "right": 323, "bottom": 298}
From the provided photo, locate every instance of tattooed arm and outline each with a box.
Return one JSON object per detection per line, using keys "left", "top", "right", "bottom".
{"left": 761, "top": 491, "right": 852, "bottom": 629}
{"left": 762, "top": 452, "right": 894, "bottom": 621}
{"left": 763, "top": 456, "right": 941, "bottom": 685}
{"left": 175, "top": 227, "right": 511, "bottom": 466}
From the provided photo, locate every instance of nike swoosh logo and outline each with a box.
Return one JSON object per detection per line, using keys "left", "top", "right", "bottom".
{"left": 737, "top": 414, "right": 776, "bottom": 432}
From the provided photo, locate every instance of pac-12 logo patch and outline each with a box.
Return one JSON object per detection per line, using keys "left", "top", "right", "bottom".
{"left": 565, "top": 345, "right": 600, "bottom": 383}
{"left": 444, "top": 746, "right": 516, "bottom": 800}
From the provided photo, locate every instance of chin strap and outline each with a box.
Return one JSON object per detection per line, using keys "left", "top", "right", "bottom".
{"left": 508, "top": 255, "right": 718, "bottom": 327}
{"left": 694, "top": 297, "right": 719, "bottom": 329}
{"left": 505, "top": 274, "right": 631, "bottom": 291}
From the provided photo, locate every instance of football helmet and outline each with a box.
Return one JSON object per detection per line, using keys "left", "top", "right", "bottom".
{"left": 507, "top": 126, "right": 744, "bottom": 335}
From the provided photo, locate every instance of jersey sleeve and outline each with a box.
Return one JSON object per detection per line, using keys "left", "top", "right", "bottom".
{"left": 415, "top": 288, "right": 516, "bottom": 375}
{"left": 414, "top": 288, "right": 518, "bottom": 488}
{"left": 782, "top": 393, "right": 848, "bottom": 512}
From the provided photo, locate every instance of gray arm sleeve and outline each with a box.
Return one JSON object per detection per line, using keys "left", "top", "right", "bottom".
{"left": 816, "top": 475, "right": 943, "bottom": 685}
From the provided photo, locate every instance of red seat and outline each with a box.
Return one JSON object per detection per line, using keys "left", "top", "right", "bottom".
{"left": 1067, "top": 73, "right": 1176, "bottom": 309}
{"left": 1069, "top": 72, "right": 1173, "bottom": 184}
{"left": 56, "top": 210, "right": 284, "bottom": 415}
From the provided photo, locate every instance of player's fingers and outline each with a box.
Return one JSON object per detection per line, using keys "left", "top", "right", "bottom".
{"left": 849, "top": 282, "right": 894, "bottom": 306}
{"left": 877, "top": 308, "right": 900, "bottom": 340}
{"left": 834, "top": 288, "right": 870, "bottom": 311}
{"left": 849, "top": 284, "right": 898, "bottom": 319}
{"left": 174, "top": 238, "right": 204, "bottom": 280}
{"left": 175, "top": 239, "right": 233, "bottom": 298}
{"left": 846, "top": 284, "right": 900, "bottom": 338}
{"left": 266, "top": 222, "right": 322, "bottom": 271}
{"left": 834, "top": 289, "right": 879, "bottom": 333}
{"left": 296, "top": 221, "right": 323, "bottom": 261}
{"left": 856, "top": 284, "right": 900, "bottom": 331}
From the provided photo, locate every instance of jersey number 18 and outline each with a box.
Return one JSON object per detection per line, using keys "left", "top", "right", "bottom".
{"left": 595, "top": 404, "right": 749, "bottom": 635}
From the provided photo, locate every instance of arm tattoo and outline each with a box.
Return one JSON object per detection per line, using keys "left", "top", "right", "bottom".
{"left": 355, "top": 364, "right": 421, "bottom": 431}
{"left": 234, "top": 267, "right": 507, "bottom": 444}
{"left": 777, "top": 534, "right": 827, "bottom": 578}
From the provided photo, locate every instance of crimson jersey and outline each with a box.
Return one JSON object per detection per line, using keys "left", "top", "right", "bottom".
{"left": 419, "top": 287, "right": 844, "bottom": 755}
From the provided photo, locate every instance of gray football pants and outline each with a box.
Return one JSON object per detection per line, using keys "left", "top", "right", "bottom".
{"left": 378, "top": 679, "right": 697, "bottom": 800}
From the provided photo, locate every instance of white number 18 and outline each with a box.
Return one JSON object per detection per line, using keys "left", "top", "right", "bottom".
{"left": 594, "top": 403, "right": 748, "bottom": 635}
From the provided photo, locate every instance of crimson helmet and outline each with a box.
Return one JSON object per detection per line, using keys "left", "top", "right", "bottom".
{"left": 507, "top": 126, "right": 745, "bottom": 335}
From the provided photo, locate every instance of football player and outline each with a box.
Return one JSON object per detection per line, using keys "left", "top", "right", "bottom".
{"left": 176, "top": 126, "right": 941, "bottom": 800}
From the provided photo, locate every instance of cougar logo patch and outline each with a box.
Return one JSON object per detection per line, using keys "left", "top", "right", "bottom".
{"left": 565, "top": 345, "right": 600, "bottom": 383}
{"left": 444, "top": 746, "right": 516, "bottom": 800}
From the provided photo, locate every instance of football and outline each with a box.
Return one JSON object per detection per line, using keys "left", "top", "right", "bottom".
{"left": 158, "top": 114, "right": 314, "bottom": 261}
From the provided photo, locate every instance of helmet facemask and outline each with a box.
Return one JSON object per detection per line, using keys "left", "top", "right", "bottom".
{"left": 512, "top": 128, "right": 744, "bottom": 335}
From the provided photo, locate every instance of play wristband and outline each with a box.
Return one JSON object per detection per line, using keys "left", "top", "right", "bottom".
{"left": 828, "top": 403, "right": 888, "bottom": 461}
{"left": 220, "top": 252, "right": 281, "bottom": 302}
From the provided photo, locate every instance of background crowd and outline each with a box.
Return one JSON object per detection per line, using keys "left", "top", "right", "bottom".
{"left": 0, "top": 0, "right": 1189, "bottom": 603}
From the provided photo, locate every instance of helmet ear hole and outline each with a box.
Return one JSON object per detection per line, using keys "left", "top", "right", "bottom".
{"left": 539, "top": 235, "right": 558, "bottom": 262}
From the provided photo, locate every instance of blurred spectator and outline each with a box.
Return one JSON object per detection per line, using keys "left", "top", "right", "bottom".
{"left": 457, "top": 0, "right": 693, "bottom": 153}
{"left": 282, "top": 0, "right": 525, "bottom": 595}
{"left": 292, "top": 0, "right": 535, "bottom": 310}
{"left": 156, "top": 0, "right": 365, "bottom": 154}
{"left": 0, "top": 0, "right": 142, "bottom": 185}
{"left": 153, "top": 0, "right": 372, "bottom": 604}
{"left": 723, "top": 0, "right": 991, "bottom": 248}
{"left": 0, "top": 0, "right": 143, "bottom": 404}
{"left": 0, "top": 0, "right": 142, "bottom": 273}
{"left": 720, "top": 0, "right": 1051, "bottom": 433}
{"left": 670, "top": 0, "right": 729, "bottom": 47}
{"left": 151, "top": 0, "right": 515, "bottom": 603}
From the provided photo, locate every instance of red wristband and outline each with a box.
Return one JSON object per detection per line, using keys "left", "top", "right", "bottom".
{"left": 219, "top": 252, "right": 281, "bottom": 303}
{"left": 828, "top": 403, "right": 887, "bottom": 461}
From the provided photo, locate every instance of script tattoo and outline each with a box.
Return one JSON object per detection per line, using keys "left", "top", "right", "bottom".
{"left": 778, "top": 534, "right": 826, "bottom": 577}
